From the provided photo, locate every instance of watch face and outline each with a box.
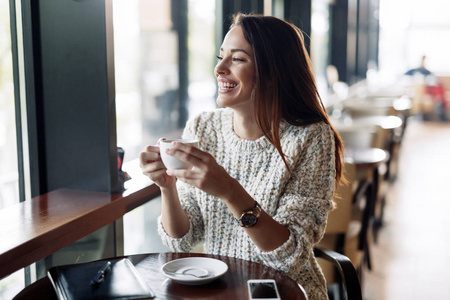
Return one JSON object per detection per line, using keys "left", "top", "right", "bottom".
{"left": 242, "top": 214, "right": 257, "bottom": 227}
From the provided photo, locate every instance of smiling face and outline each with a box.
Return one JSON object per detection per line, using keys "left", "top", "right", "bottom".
{"left": 215, "top": 26, "right": 256, "bottom": 112}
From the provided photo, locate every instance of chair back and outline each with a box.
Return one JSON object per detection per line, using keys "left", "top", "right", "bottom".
{"left": 314, "top": 248, "right": 363, "bottom": 300}
{"left": 335, "top": 124, "right": 383, "bottom": 149}
{"left": 326, "top": 162, "right": 356, "bottom": 235}
{"left": 317, "top": 162, "right": 357, "bottom": 286}
{"left": 316, "top": 163, "right": 364, "bottom": 299}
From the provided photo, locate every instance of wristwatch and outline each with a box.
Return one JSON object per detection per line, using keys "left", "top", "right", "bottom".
{"left": 237, "top": 201, "right": 261, "bottom": 228}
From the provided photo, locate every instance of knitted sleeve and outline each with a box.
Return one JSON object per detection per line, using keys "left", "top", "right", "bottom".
{"left": 255, "top": 123, "right": 336, "bottom": 273}
{"left": 157, "top": 116, "right": 206, "bottom": 251}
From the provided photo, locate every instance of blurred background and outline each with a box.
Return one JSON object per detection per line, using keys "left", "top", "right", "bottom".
{"left": 1, "top": 0, "right": 449, "bottom": 299}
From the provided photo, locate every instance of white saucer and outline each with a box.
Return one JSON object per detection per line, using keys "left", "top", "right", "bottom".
{"left": 161, "top": 257, "right": 228, "bottom": 285}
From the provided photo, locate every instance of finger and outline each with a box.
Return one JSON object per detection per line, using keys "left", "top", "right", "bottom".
{"left": 166, "top": 168, "right": 198, "bottom": 178}
{"left": 141, "top": 160, "right": 166, "bottom": 173}
{"left": 146, "top": 168, "right": 169, "bottom": 183}
{"left": 167, "top": 144, "right": 214, "bottom": 169}
{"left": 139, "top": 151, "right": 160, "bottom": 164}
{"left": 166, "top": 168, "right": 207, "bottom": 187}
{"left": 170, "top": 141, "right": 204, "bottom": 159}
{"left": 142, "top": 165, "right": 166, "bottom": 176}
{"left": 144, "top": 145, "right": 161, "bottom": 154}
{"left": 165, "top": 149, "right": 204, "bottom": 170}
{"left": 168, "top": 170, "right": 208, "bottom": 191}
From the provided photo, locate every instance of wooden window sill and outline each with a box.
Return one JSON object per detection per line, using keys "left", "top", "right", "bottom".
{"left": 0, "top": 173, "right": 160, "bottom": 280}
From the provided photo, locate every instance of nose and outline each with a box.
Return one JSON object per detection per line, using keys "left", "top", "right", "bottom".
{"left": 214, "top": 59, "right": 229, "bottom": 77}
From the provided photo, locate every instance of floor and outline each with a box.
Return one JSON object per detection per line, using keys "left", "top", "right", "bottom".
{"left": 362, "top": 118, "right": 450, "bottom": 299}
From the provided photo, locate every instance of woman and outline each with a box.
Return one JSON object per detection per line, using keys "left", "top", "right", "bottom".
{"left": 140, "top": 13, "right": 344, "bottom": 299}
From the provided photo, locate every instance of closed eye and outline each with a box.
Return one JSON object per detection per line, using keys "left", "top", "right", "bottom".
{"left": 216, "top": 55, "right": 245, "bottom": 62}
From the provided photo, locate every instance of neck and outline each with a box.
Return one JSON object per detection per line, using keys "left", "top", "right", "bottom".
{"left": 233, "top": 111, "right": 264, "bottom": 140}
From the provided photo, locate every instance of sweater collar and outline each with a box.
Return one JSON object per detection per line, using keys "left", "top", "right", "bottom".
{"left": 221, "top": 108, "right": 289, "bottom": 152}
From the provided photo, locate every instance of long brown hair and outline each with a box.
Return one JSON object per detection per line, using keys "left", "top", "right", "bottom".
{"left": 231, "top": 13, "right": 344, "bottom": 183}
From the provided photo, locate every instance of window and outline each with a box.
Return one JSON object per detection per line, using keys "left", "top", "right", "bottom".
{"left": 379, "top": 0, "right": 450, "bottom": 76}
{"left": 114, "top": 0, "right": 216, "bottom": 166}
{"left": 0, "top": 0, "right": 19, "bottom": 210}
{"left": 0, "top": 0, "right": 24, "bottom": 297}
{"left": 113, "top": 0, "right": 216, "bottom": 254}
{"left": 310, "top": 0, "right": 331, "bottom": 95}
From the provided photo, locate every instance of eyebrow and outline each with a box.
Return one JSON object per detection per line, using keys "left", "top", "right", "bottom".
{"left": 220, "top": 48, "right": 252, "bottom": 57}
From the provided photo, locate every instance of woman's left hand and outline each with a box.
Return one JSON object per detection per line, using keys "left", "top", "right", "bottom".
{"left": 164, "top": 141, "right": 236, "bottom": 200}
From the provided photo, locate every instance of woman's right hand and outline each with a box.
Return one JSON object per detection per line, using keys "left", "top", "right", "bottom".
{"left": 140, "top": 143, "right": 189, "bottom": 238}
{"left": 139, "top": 142, "right": 176, "bottom": 189}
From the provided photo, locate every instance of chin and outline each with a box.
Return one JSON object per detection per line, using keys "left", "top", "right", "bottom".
{"left": 216, "top": 96, "right": 230, "bottom": 108}
{"left": 217, "top": 96, "right": 255, "bottom": 112}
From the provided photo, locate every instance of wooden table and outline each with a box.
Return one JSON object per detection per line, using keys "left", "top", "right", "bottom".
{"left": 0, "top": 185, "right": 162, "bottom": 280}
{"left": 343, "top": 96, "right": 411, "bottom": 115}
{"left": 13, "top": 252, "right": 307, "bottom": 300}
{"left": 345, "top": 147, "right": 389, "bottom": 169}
{"left": 345, "top": 147, "right": 389, "bottom": 218}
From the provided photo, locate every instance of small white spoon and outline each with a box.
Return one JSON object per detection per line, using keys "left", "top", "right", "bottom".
{"left": 164, "top": 268, "right": 210, "bottom": 278}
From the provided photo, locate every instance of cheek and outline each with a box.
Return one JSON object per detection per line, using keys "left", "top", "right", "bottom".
{"left": 242, "top": 71, "right": 256, "bottom": 90}
{"left": 244, "top": 68, "right": 255, "bottom": 81}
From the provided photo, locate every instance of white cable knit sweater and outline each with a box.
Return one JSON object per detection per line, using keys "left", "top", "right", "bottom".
{"left": 157, "top": 108, "right": 335, "bottom": 299}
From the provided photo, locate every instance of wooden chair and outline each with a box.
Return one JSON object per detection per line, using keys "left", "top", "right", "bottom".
{"left": 335, "top": 123, "right": 389, "bottom": 243}
{"left": 335, "top": 123, "right": 386, "bottom": 150}
{"left": 317, "top": 162, "right": 368, "bottom": 297}
{"left": 342, "top": 96, "right": 410, "bottom": 183}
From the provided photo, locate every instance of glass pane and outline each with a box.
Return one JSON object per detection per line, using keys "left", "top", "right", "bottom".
{"left": 310, "top": 0, "right": 330, "bottom": 96}
{"left": 114, "top": 0, "right": 216, "bottom": 164}
{"left": 0, "top": 269, "right": 24, "bottom": 299}
{"left": 379, "top": 0, "right": 450, "bottom": 75}
{"left": 124, "top": 196, "right": 170, "bottom": 254}
{"left": 187, "top": 0, "right": 217, "bottom": 118}
{"left": 113, "top": 0, "right": 216, "bottom": 255}
{"left": 0, "top": 0, "right": 19, "bottom": 210}
{"left": 35, "top": 224, "right": 117, "bottom": 280}
{"left": 0, "top": 0, "right": 24, "bottom": 297}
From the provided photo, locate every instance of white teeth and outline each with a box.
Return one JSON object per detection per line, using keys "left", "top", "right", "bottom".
{"left": 219, "top": 82, "right": 237, "bottom": 89}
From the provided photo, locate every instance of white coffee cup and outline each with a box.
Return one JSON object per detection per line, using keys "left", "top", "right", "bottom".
{"left": 159, "top": 138, "right": 199, "bottom": 169}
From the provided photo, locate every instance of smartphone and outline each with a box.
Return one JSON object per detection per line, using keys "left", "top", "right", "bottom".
{"left": 247, "top": 279, "right": 281, "bottom": 300}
